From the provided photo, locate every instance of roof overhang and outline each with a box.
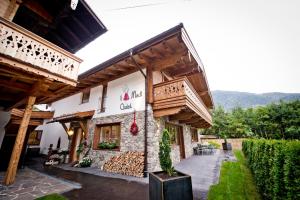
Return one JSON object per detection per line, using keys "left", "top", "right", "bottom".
{"left": 13, "top": 0, "right": 107, "bottom": 53}
{"left": 41, "top": 24, "right": 214, "bottom": 109}
{"left": 47, "top": 110, "right": 94, "bottom": 124}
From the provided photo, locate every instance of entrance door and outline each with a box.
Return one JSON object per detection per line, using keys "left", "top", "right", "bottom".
{"left": 177, "top": 127, "right": 186, "bottom": 159}
{"left": 165, "top": 123, "right": 186, "bottom": 160}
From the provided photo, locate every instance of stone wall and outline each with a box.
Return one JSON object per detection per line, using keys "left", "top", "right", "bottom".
{"left": 87, "top": 109, "right": 200, "bottom": 172}
{"left": 200, "top": 138, "right": 246, "bottom": 150}
{"left": 147, "top": 118, "right": 197, "bottom": 172}
{"left": 87, "top": 110, "right": 155, "bottom": 168}
{"left": 182, "top": 125, "right": 198, "bottom": 158}
{"left": 147, "top": 117, "right": 164, "bottom": 172}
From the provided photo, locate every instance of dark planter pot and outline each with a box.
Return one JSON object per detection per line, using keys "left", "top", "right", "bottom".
{"left": 149, "top": 171, "right": 193, "bottom": 200}
{"left": 222, "top": 142, "right": 232, "bottom": 150}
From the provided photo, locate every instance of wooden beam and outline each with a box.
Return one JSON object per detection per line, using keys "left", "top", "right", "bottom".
{"left": 11, "top": 119, "right": 43, "bottom": 126}
{"left": 23, "top": 0, "right": 53, "bottom": 22}
{"left": 60, "top": 122, "right": 69, "bottom": 134}
{"left": 149, "top": 47, "right": 164, "bottom": 59}
{"left": 152, "top": 50, "right": 188, "bottom": 71}
{"left": 179, "top": 117, "right": 203, "bottom": 124}
{"left": 6, "top": 80, "right": 50, "bottom": 110}
{"left": 153, "top": 107, "right": 183, "bottom": 118}
{"left": 11, "top": 109, "right": 54, "bottom": 119}
{"left": 169, "top": 111, "right": 194, "bottom": 121}
{"left": 0, "top": 79, "right": 31, "bottom": 92}
{"left": 162, "top": 41, "right": 176, "bottom": 54}
{"left": 72, "top": 16, "right": 91, "bottom": 35}
{"left": 4, "top": 96, "right": 36, "bottom": 185}
{"left": 4, "top": 0, "right": 17, "bottom": 20}
{"left": 146, "top": 65, "right": 153, "bottom": 104}
{"left": 78, "top": 121, "right": 88, "bottom": 139}
{"left": 61, "top": 25, "right": 81, "bottom": 44}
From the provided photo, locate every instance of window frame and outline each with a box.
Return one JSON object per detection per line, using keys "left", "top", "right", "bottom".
{"left": 191, "top": 128, "right": 198, "bottom": 142}
{"left": 81, "top": 89, "right": 90, "bottom": 104}
{"left": 100, "top": 84, "right": 107, "bottom": 113}
{"left": 165, "top": 122, "right": 182, "bottom": 145}
{"left": 93, "top": 123, "right": 121, "bottom": 151}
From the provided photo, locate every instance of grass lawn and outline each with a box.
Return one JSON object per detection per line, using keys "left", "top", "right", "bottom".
{"left": 35, "top": 193, "right": 67, "bottom": 200}
{"left": 208, "top": 150, "right": 261, "bottom": 200}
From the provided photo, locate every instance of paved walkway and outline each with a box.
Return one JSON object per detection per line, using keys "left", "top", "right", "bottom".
{"left": 56, "top": 165, "right": 148, "bottom": 184}
{"left": 175, "top": 150, "right": 234, "bottom": 200}
{"left": 0, "top": 150, "right": 233, "bottom": 200}
{"left": 0, "top": 168, "right": 79, "bottom": 200}
{"left": 33, "top": 167, "right": 148, "bottom": 200}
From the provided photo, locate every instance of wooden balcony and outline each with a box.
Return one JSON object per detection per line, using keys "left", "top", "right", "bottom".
{"left": 0, "top": 17, "right": 82, "bottom": 86}
{"left": 153, "top": 77, "right": 212, "bottom": 128}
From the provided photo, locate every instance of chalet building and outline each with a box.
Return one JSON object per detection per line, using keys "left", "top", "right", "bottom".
{"left": 0, "top": 0, "right": 106, "bottom": 185}
{"left": 37, "top": 24, "right": 214, "bottom": 174}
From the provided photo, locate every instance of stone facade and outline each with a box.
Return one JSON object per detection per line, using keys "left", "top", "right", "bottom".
{"left": 87, "top": 109, "right": 156, "bottom": 169}
{"left": 87, "top": 109, "right": 199, "bottom": 173}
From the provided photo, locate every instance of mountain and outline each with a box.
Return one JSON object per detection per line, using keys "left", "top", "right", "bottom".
{"left": 212, "top": 90, "right": 300, "bottom": 110}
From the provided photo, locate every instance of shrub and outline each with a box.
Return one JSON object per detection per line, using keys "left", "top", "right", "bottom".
{"left": 208, "top": 141, "right": 221, "bottom": 149}
{"left": 79, "top": 157, "right": 92, "bottom": 167}
{"left": 159, "top": 129, "right": 175, "bottom": 176}
{"left": 242, "top": 139, "right": 300, "bottom": 200}
{"left": 98, "top": 141, "right": 118, "bottom": 149}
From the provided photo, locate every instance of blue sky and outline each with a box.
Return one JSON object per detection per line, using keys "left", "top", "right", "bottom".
{"left": 76, "top": 0, "right": 300, "bottom": 93}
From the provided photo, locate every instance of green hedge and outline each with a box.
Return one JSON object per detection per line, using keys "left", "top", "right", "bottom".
{"left": 242, "top": 139, "right": 300, "bottom": 200}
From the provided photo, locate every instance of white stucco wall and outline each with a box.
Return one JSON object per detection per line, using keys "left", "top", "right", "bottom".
{"left": 0, "top": 111, "right": 10, "bottom": 149}
{"left": 52, "top": 85, "right": 103, "bottom": 117}
{"left": 38, "top": 71, "right": 146, "bottom": 154}
{"left": 94, "top": 71, "right": 145, "bottom": 118}
{"left": 37, "top": 85, "right": 103, "bottom": 154}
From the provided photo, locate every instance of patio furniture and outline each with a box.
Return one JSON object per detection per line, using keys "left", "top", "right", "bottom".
{"left": 194, "top": 143, "right": 215, "bottom": 155}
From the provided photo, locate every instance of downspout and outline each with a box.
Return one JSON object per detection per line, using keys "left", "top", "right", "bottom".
{"left": 130, "top": 50, "right": 148, "bottom": 177}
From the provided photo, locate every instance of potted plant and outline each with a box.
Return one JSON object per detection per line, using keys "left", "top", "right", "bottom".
{"left": 220, "top": 132, "right": 232, "bottom": 150}
{"left": 149, "top": 129, "right": 193, "bottom": 200}
{"left": 98, "top": 141, "right": 118, "bottom": 150}
{"left": 78, "top": 157, "right": 92, "bottom": 167}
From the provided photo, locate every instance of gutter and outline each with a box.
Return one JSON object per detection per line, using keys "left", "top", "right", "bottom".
{"left": 130, "top": 50, "right": 148, "bottom": 178}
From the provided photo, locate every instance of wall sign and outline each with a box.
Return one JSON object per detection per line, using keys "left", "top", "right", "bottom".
{"left": 120, "top": 85, "right": 143, "bottom": 110}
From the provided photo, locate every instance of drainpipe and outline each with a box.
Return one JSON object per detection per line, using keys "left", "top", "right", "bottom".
{"left": 130, "top": 50, "right": 148, "bottom": 177}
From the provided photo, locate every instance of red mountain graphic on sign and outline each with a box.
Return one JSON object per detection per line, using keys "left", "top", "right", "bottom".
{"left": 123, "top": 92, "right": 129, "bottom": 101}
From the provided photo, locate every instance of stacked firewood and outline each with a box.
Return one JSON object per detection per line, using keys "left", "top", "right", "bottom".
{"left": 103, "top": 151, "right": 144, "bottom": 177}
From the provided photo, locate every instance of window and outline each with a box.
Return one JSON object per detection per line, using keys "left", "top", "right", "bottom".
{"left": 28, "top": 130, "right": 43, "bottom": 145}
{"left": 100, "top": 84, "right": 107, "bottom": 112}
{"left": 81, "top": 89, "right": 90, "bottom": 104}
{"left": 165, "top": 122, "right": 180, "bottom": 145}
{"left": 93, "top": 123, "right": 121, "bottom": 150}
{"left": 191, "top": 128, "right": 198, "bottom": 142}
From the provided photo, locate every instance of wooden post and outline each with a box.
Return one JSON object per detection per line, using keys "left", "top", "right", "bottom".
{"left": 4, "top": 96, "right": 36, "bottom": 185}
{"left": 146, "top": 65, "right": 153, "bottom": 103}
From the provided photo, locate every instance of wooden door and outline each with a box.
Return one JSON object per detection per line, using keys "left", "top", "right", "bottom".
{"left": 69, "top": 127, "right": 82, "bottom": 162}
{"left": 177, "top": 127, "right": 185, "bottom": 160}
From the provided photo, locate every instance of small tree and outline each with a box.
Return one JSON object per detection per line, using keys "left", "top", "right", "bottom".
{"left": 159, "top": 129, "right": 176, "bottom": 176}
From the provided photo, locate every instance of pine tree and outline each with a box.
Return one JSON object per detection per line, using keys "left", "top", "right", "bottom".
{"left": 159, "top": 129, "right": 176, "bottom": 176}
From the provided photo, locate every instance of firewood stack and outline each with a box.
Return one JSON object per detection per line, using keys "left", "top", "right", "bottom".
{"left": 103, "top": 151, "right": 144, "bottom": 177}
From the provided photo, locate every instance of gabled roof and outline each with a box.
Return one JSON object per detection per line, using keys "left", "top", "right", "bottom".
{"left": 41, "top": 24, "right": 214, "bottom": 109}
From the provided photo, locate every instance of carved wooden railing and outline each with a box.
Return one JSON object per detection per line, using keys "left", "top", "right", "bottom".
{"left": 0, "top": 17, "right": 82, "bottom": 82}
{"left": 153, "top": 77, "right": 212, "bottom": 124}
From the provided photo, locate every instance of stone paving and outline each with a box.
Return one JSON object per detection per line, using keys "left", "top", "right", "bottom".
{"left": 56, "top": 164, "right": 148, "bottom": 184}
{"left": 175, "top": 150, "right": 235, "bottom": 200}
{"left": 0, "top": 168, "right": 80, "bottom": 200}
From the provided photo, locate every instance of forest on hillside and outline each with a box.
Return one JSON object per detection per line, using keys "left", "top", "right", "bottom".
{"left": 202, "top": 100, "right": 300, "bottom": 139}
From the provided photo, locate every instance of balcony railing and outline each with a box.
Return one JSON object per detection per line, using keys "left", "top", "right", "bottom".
{"left": 0, "top": 17, "right": 82, "bottom": 83}
{"left": 153, "top": 77, "right": 212, "bottom": 124}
